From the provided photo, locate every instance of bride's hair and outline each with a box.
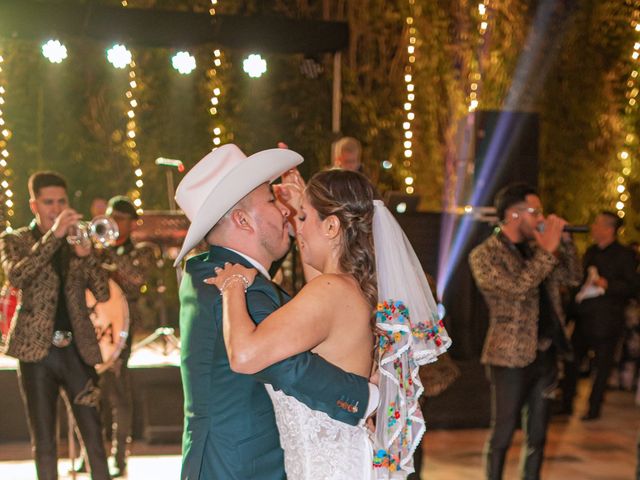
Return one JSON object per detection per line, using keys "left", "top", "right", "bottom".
{"left": 305, "top": 169, "right": 378, "bottom": 316}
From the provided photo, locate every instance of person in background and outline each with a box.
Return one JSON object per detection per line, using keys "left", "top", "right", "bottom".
{"left": 0, "top": 171, "right": 111, "bottom": 480}
{"left": 562, "top": 211, "right": 639, "bottom": 420}
{"left": 332, "top": 136, "right": 363, "bottom": 172}
{"left": 90, "top": 197, "right": 108, "bottom": 219}
{"left": 98, "top": 196, "right": 157, "bottom": 477}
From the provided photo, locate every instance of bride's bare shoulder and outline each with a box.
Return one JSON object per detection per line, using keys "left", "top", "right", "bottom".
{"left": 299, "top": 274, "right": 365, "bottom": 307}
{"left": 305, "top": 273, "right": 358, "bottom": 290}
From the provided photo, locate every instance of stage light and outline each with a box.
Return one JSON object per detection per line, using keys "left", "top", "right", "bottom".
{"left": 172, "top": 51, "right": 196, "bottom": 75}
{"left": 42, "top": 40, "right": 67, "bottom": 63}
{"left": 396, "top": 202, "right": 407, "bottom": 214}
{"left": 243, "top": 54, "right": 267, "bottom": 78}
{"left": 616, "top": 201, "right": 625, "bottom": 210}
{"left": 405, "top": 176, "right": 414, "bottom": 186}
{"left": 382, "top": 160, "right": 393, "bottom": 169}
{"left": 106, "top": 44, "right": 132, "bottom": 69}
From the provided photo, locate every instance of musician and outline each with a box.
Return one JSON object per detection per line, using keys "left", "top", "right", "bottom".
{"left": 98, "top": 196, "right": 157, "bottom": 477}
{"left": 0, "top": 171, "right": 111, "bottom": 480}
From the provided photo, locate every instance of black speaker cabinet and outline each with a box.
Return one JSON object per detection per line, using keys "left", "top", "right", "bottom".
{"left": 466, "top": 110, "right": 539, "bottom": 206}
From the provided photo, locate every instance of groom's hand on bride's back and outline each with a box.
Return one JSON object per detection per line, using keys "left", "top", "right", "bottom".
{"left": 364, "top": 369, "right": 380, "bottom": 433}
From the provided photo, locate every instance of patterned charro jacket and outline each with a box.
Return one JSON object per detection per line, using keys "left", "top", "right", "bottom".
{"left": 469, "top": 230, "right": 582, "bottom": 368}
{"left": 102, "top": 238, "right": 158, "bottom": 307}
{"left": 100, "top": 238, "right": 158, "bottom": 359}
{"left": 0, "top": 224, "right": 110, "bottom": 365}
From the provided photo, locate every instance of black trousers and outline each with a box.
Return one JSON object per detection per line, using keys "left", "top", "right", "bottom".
{"left": 99, "top": 350, "right": 133, "bottom": 468}
{"left": 562, "top": 330, "right": 617, "bottom": 416}
{"left": 18, "top": 344, "right": 110, "bottom": 480}
{"left": 484, "top": 349, "right": 557, "bottom": 480}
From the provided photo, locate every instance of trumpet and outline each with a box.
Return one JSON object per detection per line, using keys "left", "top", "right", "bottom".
{"left": 66, "top": 215, "right": 119, "bottom": 248}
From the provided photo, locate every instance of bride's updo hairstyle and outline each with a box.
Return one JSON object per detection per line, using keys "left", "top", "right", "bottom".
{"left": 305, "top": 169, "right": 378, "bottom": 313}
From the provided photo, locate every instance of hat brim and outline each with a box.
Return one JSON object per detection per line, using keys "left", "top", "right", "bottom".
{"left": 173, "top": 148, "right": 303, "bottom": 266}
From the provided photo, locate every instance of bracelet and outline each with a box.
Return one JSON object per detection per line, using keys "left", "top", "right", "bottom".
{"left": 219, "top": 274, "right": 250, "bottom": 295}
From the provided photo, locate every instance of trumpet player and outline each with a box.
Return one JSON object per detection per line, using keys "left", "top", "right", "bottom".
{"left": 0, "top": 171, "right": 111, "bottom": 480}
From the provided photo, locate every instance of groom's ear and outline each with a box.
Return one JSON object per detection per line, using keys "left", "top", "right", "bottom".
{"left": 324, "top": 215, "right": 341, "bottom": 240}
{"left": 230, "top": 209, "right": 254, "bottom": 233}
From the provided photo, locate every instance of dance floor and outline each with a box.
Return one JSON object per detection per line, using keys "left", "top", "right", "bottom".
{"left": 0, "top": 381, "right": 636, "bottom": 479}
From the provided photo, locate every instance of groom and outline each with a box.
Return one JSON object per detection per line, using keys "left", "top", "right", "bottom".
{"left": 174, "top": 144, "right": 376, "bottom": 480}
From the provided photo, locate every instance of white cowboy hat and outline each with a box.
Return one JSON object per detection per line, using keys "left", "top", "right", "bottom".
{"left": 173, "top": 143, "right": 303, "bottom": 266}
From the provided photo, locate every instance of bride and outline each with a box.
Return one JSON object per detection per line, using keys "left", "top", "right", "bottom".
{"left": 207, "top": 169, "right": 450, "bottom": 479}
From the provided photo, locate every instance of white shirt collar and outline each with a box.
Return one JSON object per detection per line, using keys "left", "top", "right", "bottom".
{"left": 225, "top": 247, "right": 271, "bottom": 280}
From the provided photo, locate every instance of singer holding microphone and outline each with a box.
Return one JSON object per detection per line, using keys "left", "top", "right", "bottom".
{"left": 469, "top": 182, "right": 582, "bottom": 480}
{"left": 0, "top": 171, "right": 111, "bottom": 480}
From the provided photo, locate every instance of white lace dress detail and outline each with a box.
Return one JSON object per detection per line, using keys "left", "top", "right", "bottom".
{"left": 265, "top": 384, "right": 375, "bottom": 480}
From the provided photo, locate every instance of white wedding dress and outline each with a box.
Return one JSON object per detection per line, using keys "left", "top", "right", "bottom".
{"left": 265, "top": 384, "right": 376, "bottom": 480}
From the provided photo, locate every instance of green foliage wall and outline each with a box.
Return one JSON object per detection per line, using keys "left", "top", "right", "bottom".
{"left": 0, "top": 0, "right": 638, "bottom": 239}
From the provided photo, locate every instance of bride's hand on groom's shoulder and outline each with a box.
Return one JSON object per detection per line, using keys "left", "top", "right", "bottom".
{"left": 203, "top": 262, "right": 258, "bottom": 290}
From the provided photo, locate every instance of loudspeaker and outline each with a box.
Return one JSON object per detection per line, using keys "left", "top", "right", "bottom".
{"left": 468, "top": 110, "right": 539, "bottom": 206}
{"left": 393, "top": 212, "right": 492, "bottom": 428}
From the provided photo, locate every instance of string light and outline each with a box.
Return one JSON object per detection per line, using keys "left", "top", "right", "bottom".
{"left": 615, "top": 7, "right": 640, "bottom": 220}
{"left": 119, "top": 3, "right": 144, "bottom": 215}
{"left": 122, "top": 59, "right": 144, "bottom": 215}
{"left": 400, "top": 1, "right": 417, "bottom": 195}
{"left": 0, "top": 53, "right": 14, "bottom": 229}
{"left": 468, "top": 2, "right": 490, "bottom": 113}
{"left": 207, "top": 1, "right": 226, "bottom": 148}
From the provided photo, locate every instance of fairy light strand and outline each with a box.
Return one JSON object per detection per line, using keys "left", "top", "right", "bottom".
{"left": 208, "top": 1, "right": 226, "bottom": 148}
{"left": 124, "top": 59, "right": 144, "bottom": 215}
{"left": 120, "top": 0, "right": 144, "bottom": 214}
{"left": 401, "top": 0, "right": 417, "bottom": 195}
{"left": 468, "top": 2, "right": 490, "bottom": 113}
{"left": 0, "top": 52, "right": 14, "bottom": 229}
{"left": 615, "top": 5, "right": 640, "bottom": 220}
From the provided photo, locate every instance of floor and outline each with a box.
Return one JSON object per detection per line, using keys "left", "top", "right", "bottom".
{"left": 0, "top": 382, "right": 636, "bottom": 479}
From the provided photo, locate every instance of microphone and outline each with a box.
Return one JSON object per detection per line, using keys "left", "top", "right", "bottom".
{"left": 537, "top": 224, "right": 589, "bottom": 233}
{"left": 155, "top": 157, "right": 185, "bottom": 172}
{"left": 563, "top": 225, "right": 589, "bottom": 233}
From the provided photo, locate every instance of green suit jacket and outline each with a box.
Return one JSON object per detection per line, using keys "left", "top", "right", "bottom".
{"left": 180, "top": 246, "right": 369, "bottom": 480}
